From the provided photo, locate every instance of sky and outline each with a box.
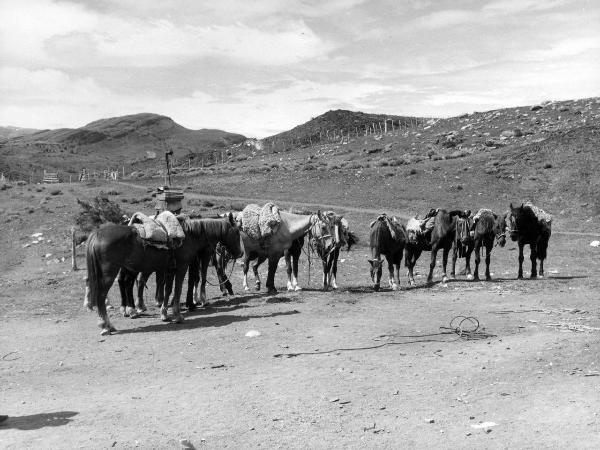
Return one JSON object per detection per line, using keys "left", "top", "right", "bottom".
{"left": 1, "top": 0, "right": 599, "bottom": 138}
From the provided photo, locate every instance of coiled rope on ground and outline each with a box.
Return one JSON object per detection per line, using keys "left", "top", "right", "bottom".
{"left": 273, "top": 315, "right": 494, "bottom": 358}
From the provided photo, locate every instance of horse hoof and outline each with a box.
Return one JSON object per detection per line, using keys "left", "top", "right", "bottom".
{"left": 161, "top": 315, "right": 171, "bottom": 322}
{"left": 100, "top": 328, "right": 111, "bottom": 336}
{"left": 287, "top": 285, "right": 294, "bottom": 291}
{"left": 442, "top": 276, "right": 448, "bottom": 284}
{"left": 244, "top": 286, "right": 250, "bottom": 292}
{"left": 187, "top": 304, "right": 197, "bottom": 312}
{"left": 392, "top": 284, "right": 398, "bottom": 291}
{"left": 373, "top": 285, "right": 380, "bottom": 292}
{"left": 255, "top": 286, "right": 261, "bottom": 292}
{"left": 267, "top": 288, "right": 277, "bottom": 295}
{"left": 466, "top": 274, "right": 474, "bottom": 281}
{"left": 106, "top": 304, "right": 114, "bottom": 310}
{"left": 136, "top": 306, "right": 147, "bottom": 313}
{"left": 294, "top": 286, "right": 302, "bottom": 291}
{"left": 128, "top": 310, "right": 139, "bottom": 319}
{"left": 173, "top": 315, "right": 184, "bottom": 324}
{"left": 486, "top": 276, "right": 492, "bottom": 281}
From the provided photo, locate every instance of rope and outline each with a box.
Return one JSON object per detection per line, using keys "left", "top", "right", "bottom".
{"left": 273, "top": 315, "right": 494, "bottom": 358}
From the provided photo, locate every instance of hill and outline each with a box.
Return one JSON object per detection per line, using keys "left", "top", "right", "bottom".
{"left": 169, "top": 96, "right": 600, "bottom": 225}
{"left": 0, "top": 113, "right": 245, "bottom": 180}
{"left": 0, "top": 126, "right": 41, "bottom": 141}
{"left": 263, "top": 109, "right": 426, "bottom": 149}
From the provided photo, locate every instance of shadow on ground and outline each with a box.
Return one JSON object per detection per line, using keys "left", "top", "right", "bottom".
{"left": 0, "top": 411, "right": 78, "bottom": 431}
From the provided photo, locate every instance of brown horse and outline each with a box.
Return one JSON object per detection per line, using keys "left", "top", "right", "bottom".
{"left": 240, "top": 210, "right": 333, "bottom": 294}
{"left": 86, "top": 214, "right": 243, "bottom": 335}
{"left": 471, "top": 209, "right": 507, "bottom": 281}
{"left": 368, "top": 215, "right": 407, "bottom": 291}
{"left": 405, "top": 209, "right": 469, "bottom": 285}
{"left": 504, "top": 202, "right": 551, "bottom": 279}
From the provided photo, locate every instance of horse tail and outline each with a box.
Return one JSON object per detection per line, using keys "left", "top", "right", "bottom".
{"left": 346, "top": 231, "right": 359, "bottom": 251}
{"left": 86, "top": 231, "right": 103, "bottom": 309}
{"left": 537, "top": 223, "right": 551, "bottom": 259}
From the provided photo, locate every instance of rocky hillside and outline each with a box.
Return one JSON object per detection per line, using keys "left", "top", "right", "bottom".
{"left": 0, "top": 113, "right": 245, "bottom": 180}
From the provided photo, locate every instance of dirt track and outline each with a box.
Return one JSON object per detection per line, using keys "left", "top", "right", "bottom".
{"left": 2, "top": 185, "right": 600, "bottom": 449}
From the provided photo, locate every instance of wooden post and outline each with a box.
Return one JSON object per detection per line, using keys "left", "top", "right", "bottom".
{"left": 71, "top": 226, "right": 78, "bottom": 271}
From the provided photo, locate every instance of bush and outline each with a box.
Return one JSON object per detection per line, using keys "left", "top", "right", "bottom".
{"left": 49, "top": 188, "right": 62, "bottom": 195}
{"left": 75, "top": 196, "right": 128, "bottom": 232}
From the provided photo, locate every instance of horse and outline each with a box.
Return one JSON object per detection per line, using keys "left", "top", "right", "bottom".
{"left": 405, "top": 209, "right": 469, "bottom": 285}
{"left": 242, "top": 237, "right": 304, "bottom": 292}
{"left": 240, "top": 210, "right": 333, "bottom": 294}
{"left": 450, "top": 214, "right": 474, "bottom": 279}
{"left": 85, "top": 214, "right": 243, "bottom": 335}
{"left": 470, "top": 209, "right": 507, "bottom": 281}
{"left": 368, "top": 215, "right": 407, "bottom": 291}
{"left": 504, "top": 202, "right": 551, "bottom": 279}
{"left": 311, "top": 212, "right": 356, "bottom": 290}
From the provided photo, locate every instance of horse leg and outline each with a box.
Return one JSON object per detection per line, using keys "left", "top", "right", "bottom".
{"left": 292, "top": 250, "right": 301, "bottom": 291}
{"left": 136, "top": 272, "right": 149, "bottom": 313}
{"left": 198, "top": 254, "right": 210, "bottom": 307}
{"left": 254, "top": 256, "right": 266, "bottom": 291}
{"left": 285, "top": 250, "right": 294, "bottom": 291}
{"left": 213, "top": 253, "right": 231, "bottom": 296}
{"left": 517, "top": 243, "right": 525, "bottom": 279}
{"left": 465, "top": 245, "right": 473, "bottom": 280}
{"left": 427, "top": 245, "right": 438, "bottom": 284}
{"left": 485, "top": 242, "right": 492, "bottom": 281}
{"left": 321, "top": 256, "right": 329, "bottom": 291}
{"left": 117, "top": 270, "right": 128, "bottom": 316}
{"left": 330, "top": 249, "right": 339, "bottom": 290}
{"left": 265, "top": 254, "right": 280, "bottom": 295}
{"left": 441, "top": 246, "right": 449, "bottom": 284}
{"left": 405, "top": 247, "right": 418, "bottom": 286}
{"left": 158, "top": 271, "right": 171, "bottom": 322}
{"left": 95, "top": 269, "right": 119, "bottom": 335}
{"left": 186, "top": 259, "right": 199, "bottom": 311}
{"left": 119, "top": 270, "right": 139, "bottom": 319}
{"left": 529, "top": 245, "right": 538, "bottom": 279}
{"left": 242, "top": 256, "right": 251, "bottom": 291}
{"left": 386, "top": 254, "right": 397, "bottom": 290}
{"left": 450, "top": 243, "right": 458, "bottom": 279}
{"left": 473, "top": 240, "right": 481, "bottom": 281}
{"left": 170, "top": 266, "right": 188, "bottom": 323}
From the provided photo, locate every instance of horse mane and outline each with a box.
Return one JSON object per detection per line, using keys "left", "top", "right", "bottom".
{"left": 181, "top": 217, "right": 227, "bottom": 237}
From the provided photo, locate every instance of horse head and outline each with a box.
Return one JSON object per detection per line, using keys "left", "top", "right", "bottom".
{"left": 222, "top": 214, "right": 244, "bottom": 259}
{"left": 368, "top": 258, "right": 383, "bottom": 282}
{"left": 494, "top": 213, "right": 507, "bottom": 247}
{"left": 310, "top": 210, "right": 337, "bottom": 255}
{"left": 506, "top": 203, "right": 520, "bottom": 241}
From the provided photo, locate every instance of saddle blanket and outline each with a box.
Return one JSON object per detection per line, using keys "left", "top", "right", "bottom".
{"left": 129, "top": 210, "right": 185, "bottom": 248}
{"left": 241, "top": 202, "right": 281, "bottom": 241}
{"left": 473, "top": 208, "right": 494, "bottom": 222}
{"left": 525, "top": 202, "right": 552, "bottom": 225}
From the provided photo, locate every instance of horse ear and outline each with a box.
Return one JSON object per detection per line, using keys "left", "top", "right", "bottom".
{"left": 317, "top": 209, "right": 324, "bottom": 221}
{"left": 227, "top": 212, "right": 235, "bottom": 226}
{"left": 520, "top": 203, "right": 524, "bottom": 209}
{"left": 367, "top": 259, "right": 374, "bottom": 267}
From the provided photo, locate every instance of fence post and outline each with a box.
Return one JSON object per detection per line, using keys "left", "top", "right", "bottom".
{"left": 71, "top": 226, "right": 78, "bottom": 271}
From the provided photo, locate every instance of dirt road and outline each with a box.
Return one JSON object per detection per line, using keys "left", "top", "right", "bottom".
{"left": 1, "top": 184, "right": 600, "bottom": 449}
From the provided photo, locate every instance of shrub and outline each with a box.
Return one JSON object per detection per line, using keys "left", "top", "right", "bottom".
{"left": 75, "top": 196, "right": 128, "bottom": 232}
{"left": 49, "top": 189, "right": 62, "bottom": 195}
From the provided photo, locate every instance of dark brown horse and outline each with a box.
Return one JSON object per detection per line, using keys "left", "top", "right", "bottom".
{"left": 86, "top": 214, "right": 243, "bottom": 335}
{"left": 369, "top": 215, "right": 407, "bottom": 291}
{"left": 451, "top": 214, "right": 474, "bottom": 279}
{"left": 504, "top": 202, "right": 551, "bottom": 279}
{"left": 471, "top": 209, "right": 507, "bottom": 281}
{"left": 405, "top": 209, "right": 469, "bottom": 285}
{"left": 311, "top": 212, "right": 356, "bottom": 290}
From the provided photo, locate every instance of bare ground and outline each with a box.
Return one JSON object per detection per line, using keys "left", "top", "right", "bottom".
{"left": 1, "top": 183, "right": 600, "bottom": 449}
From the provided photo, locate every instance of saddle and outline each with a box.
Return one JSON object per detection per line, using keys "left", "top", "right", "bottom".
{"left": 406, "top": 213, "right": 435, "bottom": 245}
{"left": 129, "top": 210, "right": 185, "bottom": 249}
{"left": 240, "top": 202, "right": 281, "bottom": 242}
{"left": 525, "top": 202, "right": 552, "bottom": 227}
{"left": 371, "top": 214, "right": 404, "bottom": 241}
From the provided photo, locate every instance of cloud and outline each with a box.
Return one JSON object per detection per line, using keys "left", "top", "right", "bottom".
{"left": 0, "top": 0, "right": 335, "bottom": 68}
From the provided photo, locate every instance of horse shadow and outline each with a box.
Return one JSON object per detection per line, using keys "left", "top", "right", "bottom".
{"left": 0, "top": 411, "right": 78, "bottom": 430}
{"left": 117, "top": 310, "right": 300, "bottom": 334}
